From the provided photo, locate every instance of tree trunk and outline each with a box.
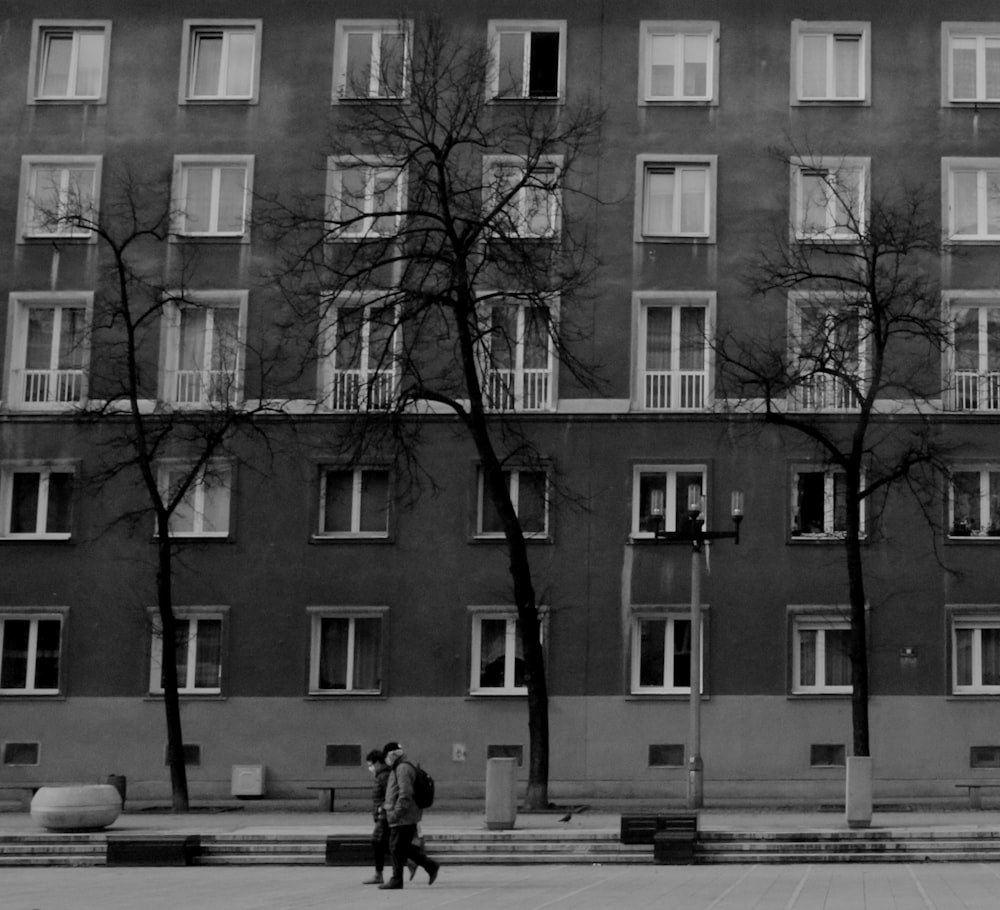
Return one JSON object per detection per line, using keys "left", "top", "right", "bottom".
{"left": 156, "top": 526, "right": 190, "bottom": 812}
{"left": 845, "top": 470, "right": 870, "bottom": 758}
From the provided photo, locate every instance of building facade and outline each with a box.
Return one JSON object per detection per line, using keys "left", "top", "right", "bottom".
{"left": 3, "top": 1, "right": 1000, "bottom": 802}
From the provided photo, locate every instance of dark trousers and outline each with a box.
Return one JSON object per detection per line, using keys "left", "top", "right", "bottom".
{"left": 388, "top": 824, "right": 433, "bottom": 882}
{"left": 372, "top": 817, "right": 390, "bottom": 873}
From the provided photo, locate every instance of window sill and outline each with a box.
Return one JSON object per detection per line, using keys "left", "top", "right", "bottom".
{"left": 145, "top": 693, "right": 226, "bottom": 701}
{"left": 635, "top": 235, "right": 714, "bottom": 245}
{"left": 788, "top": 691, "right": 852, "bottom": 699}
{"left": 640, "top": 98, "right": 716, "bottom": 106}
{"left": 467, "top": 690, "right": 528, "bottom": 698}
{"left": 789, "top": 534, "right": 867, "bottom": 545}
{"left": 307, "top": 691, "right": 385, "bottom": 698}
{"left": 169, "top": 234, "right": 249, "bottom": 244}
{"left": 0, "top": 692, "right": 65, "bottom": 699}
{"left": 947, "top": 535, "right": 1000, "bottom": 543}
{"left": 18, "top": 235, "right": 95, "bottom": 245}
{"left": 310, "top": 534, "right": 393, "bottom": 544}
{"left": 180, "top": 98, "right": 258, "bottom": 106}
{"left": 0, "top": 536, "right": 73, "bottom": 544}
{"left": 792, "top": 98, "right": 870, "bottom": 106}
{"left": 471, "top": 534, "right": 551, "bottom": 544}
{"left": 30, "top": 98, "right": 106, "bottom": 106}
{"left": 625, "top": 692, "right": 704, "bottom": 700}
{"left": 946, "top": 237, "right": 1000, "bottom": 246}
{"left": 948, "top": 692, "right": 1000, "bottom": 700}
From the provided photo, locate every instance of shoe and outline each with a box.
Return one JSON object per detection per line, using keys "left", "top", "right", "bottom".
{"left": 378, "top": 879, "right": 403, "bottom": 890}
{"left": 427, "top": 861, "right": 439, "bottom": 886}
{"left": 407, "top": 861, "right": 418, "bottom": 880}
{"left": 362, "top": 873, "right": 383, "bottom": 885}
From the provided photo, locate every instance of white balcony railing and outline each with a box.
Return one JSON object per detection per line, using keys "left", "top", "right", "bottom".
{"left": 326, "top": 368, "right": 395, "bottom": 411}
{"left": 19, "top": 368, "right": 85, "bottom": 405}
{"left": 793, "top": 373, "right": 861, "bottom": 411}
{"left": 486, "top": 368, "right": 551, "bottom": 411}
{"left": 643, "top": 370, "right": 707, "bottom": 410}
{"left": 173, "top": 369, "right": 239, "bottom": 406}
{"left": 953, "top": 370, "right": 1000, "bottom": 411}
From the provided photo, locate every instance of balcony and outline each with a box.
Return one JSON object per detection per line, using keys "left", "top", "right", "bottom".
{"left": 172, "top": 369, "right": 240, "bottom": 407}
{"left": 792, "top": 374, "right": 861, "bottom": 411}
{"left": 16, "top": 368, "right": 85, "bottom": 406}
{"left": 952, "top": 370, "right": 1000, "bottom": 412}
{"left": 643, "top": 370, "right": 707, "bottom": 410}
{"left": 325, "top": 368, "right": 395, "bottom": 411}
{"left": 486, "top": 368, "right": 551, "bottom": 411}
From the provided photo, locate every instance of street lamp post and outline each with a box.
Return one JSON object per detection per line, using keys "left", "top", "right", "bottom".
{"left": 653, "top": 486, "right": 744, "bottom": 810}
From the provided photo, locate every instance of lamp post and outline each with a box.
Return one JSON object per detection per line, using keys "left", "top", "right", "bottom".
{"left": 652, "top": 486, "right": 744, "bottom": 810}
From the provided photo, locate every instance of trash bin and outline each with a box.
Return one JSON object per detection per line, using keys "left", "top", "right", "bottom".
{"left": 485, "top": 757, "right": 517, "bottom": 830}
{"left": 105, "top": 774, "right": 127, "bottom": 808}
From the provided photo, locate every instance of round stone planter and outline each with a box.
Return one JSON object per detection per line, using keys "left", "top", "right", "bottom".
{"left": 30, "top": 784, "right": 122, "bottom": 831}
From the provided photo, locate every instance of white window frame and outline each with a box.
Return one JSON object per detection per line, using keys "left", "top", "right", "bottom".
{"left": 171, "top": 156, "right": 253, "bottom": 241}
{"left": 326, "top": 158, "right": 406, "bottom": 240}
{"left": 791, "top": 20, "right": 870, "bottom": 104}
{"left": 638, "top": 21, "right": 719, "bottom": 105}
{"left": 951, "top": 610, "right": 1000, "bottom": 694}
{"left": 631, "top": 464, "right": 707, "bottom": 540}
{"left": 159, "top": 291, "right": 246, "bottom": 408}
{"left": 17, "top": 156, "right": 101, "bottom": 242}
{"left": 942, "top": 23, "right": 1000, "bottom": 105}
{"left": 0, "top": 463, "right": 76, "bottom": 540}
{"left": 483, "top": 155, "right": 562, "bottom": 241}
{"left": 943, "top": 158, "right": 1000, "bottom": 243}
{"left": 476, "top": 466, "right": 549, "bottom": 539}
{"left": 790, "top": 610, "right": 852, "bottom": 695}
{"left": 487, "top": 20, "right": 566, "bottom": 101}
{"left": 790, "top": 466, "right": 865, "bottom": 540}
{"left": 179, "top": 20, "right": 261, "bottom": 104}
{"left": 949, "top": 465, "right": 1000, "bottom": 539}
{"left": 947, "top": 293, "right": 1000, "bottom": 411}
{"left": 316, "top": 466, "right": 390, "bottom": 539}
{"left": 332, "top": 20, "right": 412, "bottom": 102}
{"left": 307, "top": 607, "right": 386, "bottom": 695}
{"left": 469, "top": 606, "right": 545, "bottom": 695}
{"left": 4, "top": 292, "right": 92, "bottom": 410}
{"left": 630, "top": 609, "right": 705, "bottom": 695}
{"left": 634, "top": 155, "right": 717, "bottom": 242}
{"left": 633, "top": 292, "right": 714, "bottom": 411}
{"left": 157, "top": 461, "right": 233, "bottom": 538}
{"left": 28, "top": 20, "right": 111, "bottom": 104}
{"left": 148, "top": 608, "right": 226, "bottom": 696}
{"left": 478, "top": 294, "right": 556, "bottom": 412}
{"left": 788, "top": 292, "right": 867, "bottom": 411}
{"left": 791, "top": 157, "right": 869, "bottom": 241}
{"left": 0, "top": 610, "right": 66, "bottom": 696}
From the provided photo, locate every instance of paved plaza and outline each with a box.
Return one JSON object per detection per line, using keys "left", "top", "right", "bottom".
{"left": 6, "top": 862, "right": 1000, "bottom": 910}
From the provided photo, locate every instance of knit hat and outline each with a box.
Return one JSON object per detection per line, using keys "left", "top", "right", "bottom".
{"left": 381, "top": 741, "right": 401, "bottom": 758}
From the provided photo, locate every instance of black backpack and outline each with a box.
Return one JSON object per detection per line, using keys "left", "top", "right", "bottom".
{"left": 400, "top": 760, "right": 435, "bottom": 808}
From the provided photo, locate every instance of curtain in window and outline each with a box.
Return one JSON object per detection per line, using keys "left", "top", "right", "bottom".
{"left": 952, "top": 472, "right": 980, "bottom": 531}
{"left": 987, "top": 40, "right": 1000, "bottom": 98}
{"left": 981, "top": 628, "right": 1000, "bottom": 686}
{"left": 638, "top": 619, "right": 666, "bottom": 687}
{"left": 192, "top": 35, "right": 223, "bottom": 95}
{"left": 497, "top": 33, "right": 525, "bottom": 97}
{"left": 224, "top": 32, "right": 254, "bottom": 96}
{"left": 489, "top": 305, "right": 517, "bottom": 370}
{"left": 649, "top": 35, "right": 676, "bottom": 96}
{"left": 26, "top": 308, "right": 55, "bottom": 370}
{"left": 352, "top": 618, "right": 381, "bottom": 689}
{"left": 322, "top": 470, "right": 353, "bottom": 533}
{"left": 512, "top": 620, "right": 526, "bottom": 687}
{"left": 378, "top": 33, "right": 406, "bottom": 98}
{"left": 45, "top": 473, "right": 73, "bottom": 533}
{"left": 334, "top": 307, "right": 364, "bottom": 371}
{"left": 679, "top": 307, "right": 706, "bottom": 370}
{"left": 638, "top": 471, "right": 667, "bottom": 532}
{"left": 954, "top": 308, "right": 980, "bottom": 371}
{"left": 645, "top": 307, "right": 672, "bottom": 371}
{"left": 679, "top": 168, "right": 706, "bottom": 233}
{"left": 58, "top": 308, "right": 86, "bottom": 370}
{"left": 0, "top": 620, "right": 30, "bottom": 688}
{"left": 193, "top": 619, "right": 222, "bottom": 689}
{"left": 956, "top": 627, "right": 973, "bottom": 686}
{"left": 952, "top": 171, "right": 979, "bottom": 234}
{"left": 344, "top": 32, "right": 374, "bottom": 97}
{"left": 523, "top": 307, "right": 549, "bottom": 369}
{"left": 74, "top": 32, "right": 104, "bottom": 96}
{"left": 833, "top": 36, "right": 860, "bottom": 98}
{"left": 200, "top": 469, "right": 230, "bottom": 533}
{"left": 517, "top": 471, "right": 547, "bottom": 533}
{"left": 825, "top": 628, "right": 851, "bottom": 686}
{"left": 479, "top": 619, "right": 508, "bottom": 687}
{"left": 645, "top": 170, "right": 675, "bottom": 233}
{"left": 800, "top": 34, "right": 827, "bottom": 96}
{"left": 359, "top": 470, "right": 389, "bottom": 533}
{"left": 10, "top": 474, "right": 40, "bottom": 534}
{"left": 953, "top": 39, "right": 977, "bottom": 98}
{"left": 318, "top": 617, "right": 349, "bottom": 689}
{"left": 988, "top": 171, "right": 1000, "bottom": 235}
{"left": 833, "top": 473, "right": 848, "bottom": 533}
{"left": 799, "top": 628, "right": 817, "bottom": 686}
{"left": 210, "top": 308, "right": 240, "bottom": 374}
{"left": 40, "top": 34, "right": 74, "bottom": 95}
{"left": 672, "top": 619, "right": 692, "bottom": 688}
{"left": 683, "top": 35, "right": 708, "bottom": 96}
{"left": 216, "top": 167, "right": 246, "bottom": 233}
{"left": 179, "top": 309, "right": 207, "bottom": 372}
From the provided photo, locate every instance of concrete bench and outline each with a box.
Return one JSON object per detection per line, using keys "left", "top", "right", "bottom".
{"left": 955, "top": 781, "right": 1000, "bottom": 809}
{"left": 306, "top": 784, "right": 370, "bottom": 813}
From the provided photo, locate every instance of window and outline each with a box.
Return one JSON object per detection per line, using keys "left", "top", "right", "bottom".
{"left": 317, "top": 467, "right": 390, "bottom": 538}
{"left": 333, "top": 20, "right": 410, "bottom": 100}
{"left": 949, "top": 297, "right": 1000, "bottom": 411}
{"left": 635, "top": 293, "right": 712, "bottom": 410}
{"left": 791, "top": 613, "right": 851, "bottom": 694}
{"left": 0, "top": 613, "right": 64, "bottom": 695}
{"left": 952, "top": 613, "right": 1000, "bottom": 693}
{"left": 635, "top": 156, "right": 716, "bottom": 241}
{"left": 159, "top": 462, "right": 232, "bottom": 538}
{"left": 943, "top": 24, "right": 1000, "bottom": 105}
{"left": 792, "top": 158, "right": 868, "bottom": 241}
{"left": 5, "top": 294, "right": 90, "bottom": 409}
{"left": 631, "top": 464, "right": 706, "bottom": 538}
{"left": 326, "top": 159, "right": 405, "bottom": 239}
{"left": 944, "top": 158, "right": 1000, "bottom": 242}
{"left": 181, "top": 20, "right": 260, "bottom": 103}
{"left": 172, "top": 156, "right": 253, "bottom": 239}
{"left": 488, "top": 21, "right": 565, "bottom": 100}
{"left": 1, "top": 465, "right": 74, "bottom": 540}
{"left": 160, "top": 294, "right": 245, "bottom": 407}
{"left": 791, "top": 467, "right": 862, "bottom": 539}
{"left": 308, "top": 609, "right": 384, "bottom": 694}
{"left": 149, "top": 612, "right": 224, "bottom": 695}
{"left": 484, "top": 156, "right": 561, "bottom": 240}
{"left": 950, "top": 467, "right": 1000, "bottom": 538}
{"left": 470, "top": 609, "right": 543, "bottom": 695}
{"left": 30, "top": 21, "right": 110, "bottom": 103}
{"left": 792, "top": 21, "right": 870, "bottom": 103}
{"left": 639, "top": 21, "right": 718, "bottom": 104}
{"left": 631, "top": 613, "right": 703, "bottom": 694}
{"left": 788, "top": 294, "right": 866, "bottom": 410}
{"left": 477, "top": 467, "right": 548, "bottom": 538}
{"left": 18, "top": 156, "right": 100, "bottom": 240}
{"left": 479, "top": 298, "right": 554, "bottom": 411}
{"left": 318, "top": 298, "right": 398, "bottom": 410}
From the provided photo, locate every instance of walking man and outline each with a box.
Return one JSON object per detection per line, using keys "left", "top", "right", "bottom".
{"left": 379, "top": 742, "right": 440, "bottom": 889}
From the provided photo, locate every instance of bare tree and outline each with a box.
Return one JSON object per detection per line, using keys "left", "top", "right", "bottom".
{"left": 719, "top": 148, "right": 950, "bottom": 771}
{"left": 37, "top": 166, "right": 298, "bottom": 811}
{"left": 264, "top": 16, "right": 604, "bottom": 808}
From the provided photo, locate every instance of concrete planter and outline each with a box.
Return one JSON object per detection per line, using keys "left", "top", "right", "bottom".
{"left": 30, "top": 784, "right": 122, "bottom": 831}
{"left": 845, "top": 756, "right": 873, "bottom": 829}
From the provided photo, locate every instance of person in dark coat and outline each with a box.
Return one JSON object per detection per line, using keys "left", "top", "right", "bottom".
{"left": 378, "top": 742, "right": 440, "bottom": 889}
{"left": 362, "top": 748, "right": 391, "bottom": 885}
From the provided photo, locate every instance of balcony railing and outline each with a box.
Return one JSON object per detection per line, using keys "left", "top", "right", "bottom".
{"left": 173, "top": 369, "right": 239, "bottom": 406}
{"left": 643, "top": 370, "right": 707, "bottom": 410}
{"left": 952, "top": 370, "right": 1000, "bottom": 411}
{"left": 326, "top": 368, "right": 395, "bottom": 411}
{"left": 486, "top": 368, "right": 551, "bottom": 411}
{"left": 18, "top": 368, "right": 85, "bottom": 405}
{"left": 792, "top": 373, "right": 861, "bottom": 411}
